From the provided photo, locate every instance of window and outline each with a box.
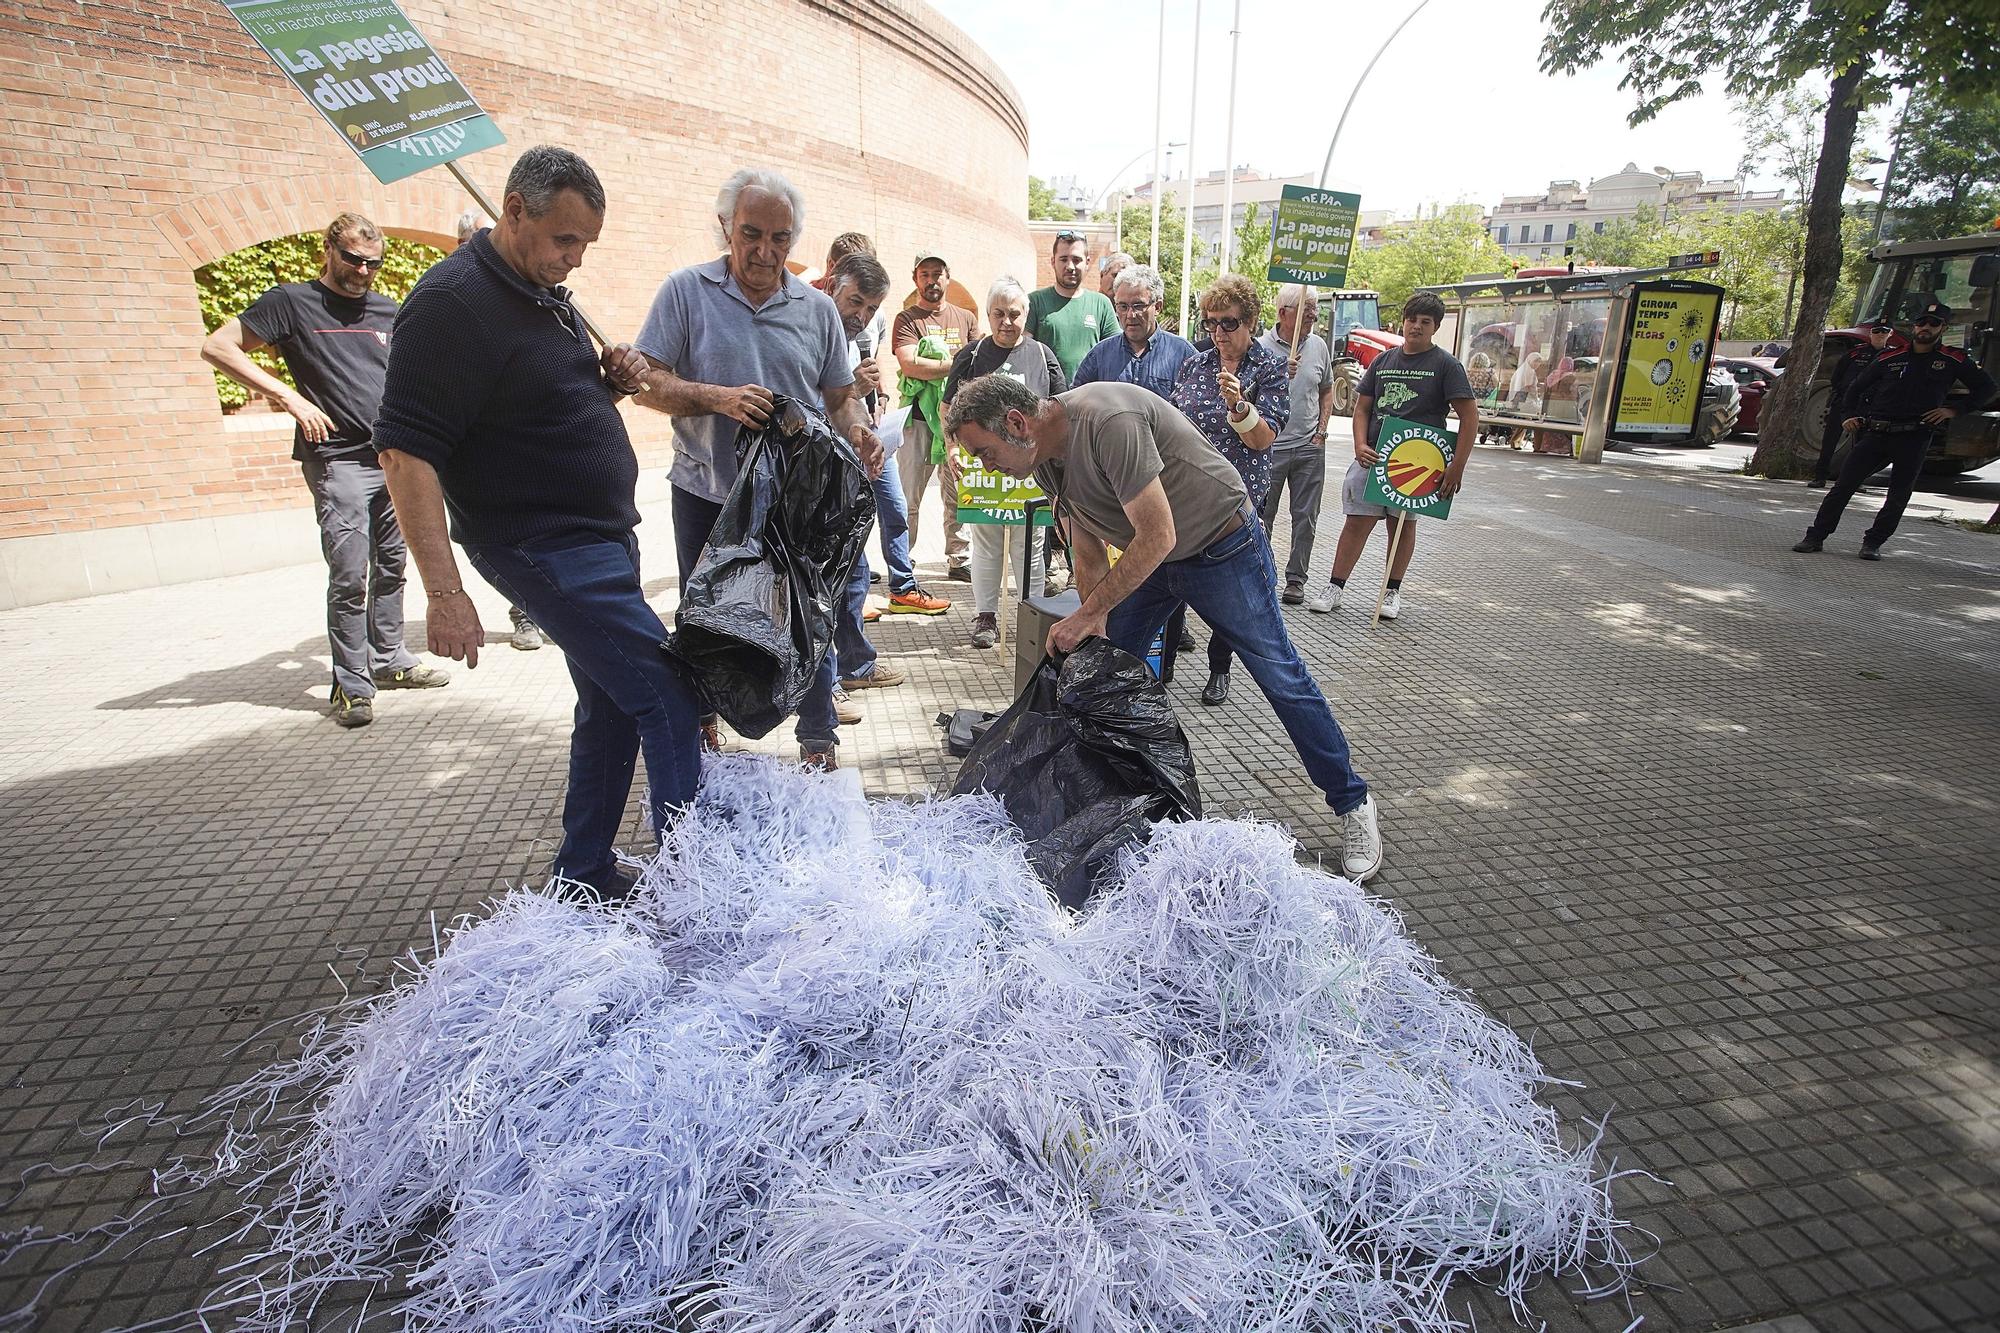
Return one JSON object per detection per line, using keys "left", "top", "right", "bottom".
{"left": 1566, "top": 223, "right": 1578, "bottom": 240}
{"left": 1542, "top": 224, "right": 1554, "bottom": 243}
{"left": 1594, "top": 221, "right": 1605, "bottom": 234}
{"left": 1497, "top": 225, "right": 1509, "bottom": 244}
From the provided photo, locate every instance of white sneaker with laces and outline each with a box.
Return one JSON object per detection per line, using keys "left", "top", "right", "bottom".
{"left": 1305, "top": 581, "right": 1343, "bottom": 614}
{"left": 1340, "top": 795, "right": 1383, "bottom": 883}
{"left": 1379, "top": 588, "right": 1401, "bottom": 621}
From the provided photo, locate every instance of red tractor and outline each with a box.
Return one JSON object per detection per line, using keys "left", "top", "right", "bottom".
{"left": 1805, "top": 231, "right": 2000, "bottom": 474}
{"left": 1314, "top": 289, "right": 1399, "bottom": 417}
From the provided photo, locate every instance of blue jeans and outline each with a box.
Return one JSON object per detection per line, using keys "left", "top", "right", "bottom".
{"left": 463, "top": 530, "right": 703, "bottom": 890}
{"left": 871, "top": 457, "right": 915, "bottom": 594}
{"left": 834, "top": 548, "right": 878, "bottom": 682}
{"left": 671, "top": 485, "right": 840, "bottom": 748}
{"left": 1104, "top": 513, "right": 1370, "bottom": 815}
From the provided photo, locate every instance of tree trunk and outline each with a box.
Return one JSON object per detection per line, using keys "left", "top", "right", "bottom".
{"left": 1751, "top": 63, "right": 1867, "bottom": 479}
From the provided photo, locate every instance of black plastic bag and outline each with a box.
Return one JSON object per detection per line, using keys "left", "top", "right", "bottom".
{"left": 668, "top": 397, "right": 874, "bottom": 739}
{"left": 951, "top": 638, "right": 1201, "bottom": 909}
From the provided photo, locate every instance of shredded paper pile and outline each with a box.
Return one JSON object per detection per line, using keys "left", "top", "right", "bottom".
{"left": 174, "top": 756, "right": 1635, "bottom": 1331}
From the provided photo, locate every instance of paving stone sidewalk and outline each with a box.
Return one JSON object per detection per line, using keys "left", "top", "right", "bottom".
{"left": 1, "top": 446, "right": 1995, "bottom": 1330}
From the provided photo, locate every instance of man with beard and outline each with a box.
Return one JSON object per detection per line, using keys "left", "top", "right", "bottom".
{"left": 893, "top": 250, "right": 978, "bottom": 582}
{"left": 1795, "top": 301, "right": 1996, "bottom": 560}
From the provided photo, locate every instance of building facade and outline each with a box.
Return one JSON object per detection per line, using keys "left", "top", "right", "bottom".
{"left": 0, "top": 0, "right": 1032, "bottom": 609}
{"left": 1132, "top": 168, "right": 1316, "bottom": 266}
{"left": 1490, "top": 164, "right": 1786, "bottom": 262}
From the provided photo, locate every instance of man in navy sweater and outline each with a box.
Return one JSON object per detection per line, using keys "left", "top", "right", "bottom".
{"left": 377, "top": 146, "right": 695, "bottom": 900}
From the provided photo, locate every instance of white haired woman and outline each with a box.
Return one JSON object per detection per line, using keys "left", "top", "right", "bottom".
{"left": 942, "top": 276, "right": 1066, "bottom": 649}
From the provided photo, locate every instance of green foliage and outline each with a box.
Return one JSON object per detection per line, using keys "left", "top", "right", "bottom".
{"left": 1345, "top": 205, "right": 1511, "bottom": 321}
{"left": 1108, "top": 201, "right": 1191, "bottom": 322}
{"left": 195, "top": 232, "right": 443, "bottom": 409}
{"left": 1188, "top": 203, "right": 1282, "bottom": 326}
{"left": 1027, "top": 176, "right": 1074, "bottom": 222}
{"left": 1881, "top": 83, "right": 2000, "bottom": 241}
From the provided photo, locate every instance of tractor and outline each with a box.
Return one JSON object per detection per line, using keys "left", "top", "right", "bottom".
{"left": 1313, "top": 289, "right": 1397, "bottom": 417}
{"left": 1803, "top": 230, "right": 2000, "bottom": 475}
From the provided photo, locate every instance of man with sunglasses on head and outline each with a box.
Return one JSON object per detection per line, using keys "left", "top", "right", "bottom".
{"left": 1795, "top": 301, "right": 1996, "bottom": 560}
{"left": 202, "top": 211, "right": 447, "bottom": 730}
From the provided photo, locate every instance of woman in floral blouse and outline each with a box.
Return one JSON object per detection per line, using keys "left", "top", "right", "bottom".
{"left": 1170, "top": 274, "right": 1290, "bottom": 706}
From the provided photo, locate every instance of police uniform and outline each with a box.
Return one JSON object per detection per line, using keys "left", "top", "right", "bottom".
{"left": 1813, "top": 324, "right": 1892, "bottom": 487}
{"left": 1798, "top": 302, "right": 1997, "bottom": 557}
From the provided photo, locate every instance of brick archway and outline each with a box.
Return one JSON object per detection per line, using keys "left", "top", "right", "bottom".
{"left": 152, "top": 174, "right": 468, "bottom": 272}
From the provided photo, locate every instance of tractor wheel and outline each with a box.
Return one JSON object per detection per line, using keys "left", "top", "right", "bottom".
{"left": 1330, "top": 360, "right": 1361, "bottom": 417}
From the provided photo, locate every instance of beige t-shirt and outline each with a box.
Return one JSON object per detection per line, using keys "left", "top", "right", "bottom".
{"left": 1035, "top": 382, "right": 1248, "bottom": 562}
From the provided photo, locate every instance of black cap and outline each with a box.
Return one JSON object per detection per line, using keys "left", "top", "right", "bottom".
{"left": 1870, "top": 319, "right": 1895, "bottom": 332}
{"left": 1916, "top": 301, "right": 1952, "bottom": 322}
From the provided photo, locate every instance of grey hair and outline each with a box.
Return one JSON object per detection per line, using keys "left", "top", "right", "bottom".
{"left": 829, "top": 251, "right": 891, "bottom": 300}
{"left": 987, "top": 274, "right": 1028, "bottom": 307}
{"left": 504, "top": 146, "right": 606, "bottom": 217}
{"left": 454, "top": 210, "right": 487, "bottom": 244}
{"left": 1112, "top": 263, "right": 1165, "bottom": 304}
{"left": 1276, "top": 283, "right": 1315, "bottom": 312}
{"left": 715, "top": 167, "right": 805, "bottom": 246}
{"left": 944, "top": 373, "right": 1044, "bottom": 439}
{"left": 1099, "top": 250, "right": 1134, "bottom": 273}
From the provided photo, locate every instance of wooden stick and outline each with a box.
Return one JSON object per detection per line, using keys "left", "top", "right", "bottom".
{"left": 1372, "top": 511, "right": 1408, "bottom": 627}
{"left": 998, "top": 524, "right": 1011, "bottom": 651}
{"left": 446, "top": 159, "right": 609, "bottom": 346}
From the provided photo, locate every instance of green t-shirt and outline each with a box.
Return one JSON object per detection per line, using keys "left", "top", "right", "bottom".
{"left": 1026, "top": 286, "right": 1118, "bottom": 381}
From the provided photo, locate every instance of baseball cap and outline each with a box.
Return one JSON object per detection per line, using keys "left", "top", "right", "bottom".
{"left": 1869, "top": 318, "right": 1895, "bottom": 331}
{"left": 914, "top": 248, "right": 948, "bottom": 268}
{"left": 1916, "top": 301, "right": 1952, "bottom": 322}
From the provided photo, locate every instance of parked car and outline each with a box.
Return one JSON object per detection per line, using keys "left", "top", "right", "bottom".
{"left": 1713, "top": 356, "right": 1782, "bottom": 435}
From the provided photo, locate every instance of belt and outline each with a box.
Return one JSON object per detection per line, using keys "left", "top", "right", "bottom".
{"left": 1863, "top": 418, "right": 1930, "bottom": 434}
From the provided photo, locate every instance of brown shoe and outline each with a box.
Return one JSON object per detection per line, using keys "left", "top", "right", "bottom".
{"left": 842, "top": 662, "right": 905, "bottom": 689}
{"left": 700, "top": 719, "right": 724, "bottom": 752}
{"left": 886, "top": 586, "right": 951, "bottom": 615}
{"left": 799, "top": 745, "right": 838, "bottom": 771}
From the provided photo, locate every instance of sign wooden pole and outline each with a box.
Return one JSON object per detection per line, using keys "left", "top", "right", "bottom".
{"left": 1372, "top": 511, "right": 1408, "bottom": 626}
{"left": 998, "top": 524, "right": 1011, "bottom": 651}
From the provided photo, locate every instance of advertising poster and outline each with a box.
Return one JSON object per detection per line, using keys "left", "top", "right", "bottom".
{"left": 219, "top": 0, "right": 506, "bottom": 183}
{"left": 1267, "top": 185, "right": 1363, "bottom": 288}
{"left": 1611, "top": 283, "right": 1723, "bottom": 438}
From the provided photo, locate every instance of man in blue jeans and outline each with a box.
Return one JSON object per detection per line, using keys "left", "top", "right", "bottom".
{"left": 946, "top": 376, "right": 1383, "bottom": 882}
{"left": 377, "top": 146, "right": 698, "bottom": 900}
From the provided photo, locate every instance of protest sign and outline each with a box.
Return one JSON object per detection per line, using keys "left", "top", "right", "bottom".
{"left": 1361, "top": 415, "right": 1458, "bottom": 521}
{"left": 1267, "top": 185, "right": 1362, "bottom": 288}
{"left": 956, "top": 446, "right": 1052, "bottom": 526}
{"left": 219, "top": 0, "right": 505, "bottom": 184}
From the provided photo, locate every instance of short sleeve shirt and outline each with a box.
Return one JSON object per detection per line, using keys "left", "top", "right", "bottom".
{"left": 1356, "top": 344, "right": 1474, "bottom": 448}
{"left": 1169, "top": 341, "right": 1291, "bottom": 507}
{"left": 635, "top": 258, "right": 853, "bottom": 503}
{"left": 1255, "top": 328, "right": 1331, "bottom": 450}
{"left": 892, "top": 302, "right": 978, "bottom": 406}
{"left": 1034, "top": 382, "right": 1248, "bottom": 563}
{"left": 1026, "top": 287, "right": 1119, "bottom": 380}
{"left": 236, "top": 280, "right": 398, "bottom": 462}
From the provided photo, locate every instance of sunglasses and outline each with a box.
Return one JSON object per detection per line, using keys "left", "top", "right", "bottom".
{"left": 1200, "top": 316, "right": 1245, "bottom": 334}
{"left": 1054, "top": 230, "right": 1085, "bottom": 244}
{"left": 1914, "top": 316, "right": 1944, "bottom": 327}
{"left": 336, "top": 247, "right": 385, "bottom": 270}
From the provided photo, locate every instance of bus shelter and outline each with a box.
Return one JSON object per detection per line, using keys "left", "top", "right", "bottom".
{"left": 1414, "top": 259, "right": 1722, "bottom": 462}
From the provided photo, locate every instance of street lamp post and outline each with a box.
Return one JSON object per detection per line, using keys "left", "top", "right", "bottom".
{"left": 1177, "top": 0, "right": 1203, "bottom": 335}
{"left": 1318, "top": 0, "right": 1434, "bottom": 189}
{"left": 1150, "top": 0, "right": 1166, "bottom": 267}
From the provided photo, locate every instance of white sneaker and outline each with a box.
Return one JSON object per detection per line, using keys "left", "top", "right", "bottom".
{"left": 1340, "top": 795, "right": 1383, "bottom": 882}
{"left": 1305, "top": 581, "right": 1344, "bottom": 614}
{"left": 1379, "top": 589, "right": 1401, "bottom": 621}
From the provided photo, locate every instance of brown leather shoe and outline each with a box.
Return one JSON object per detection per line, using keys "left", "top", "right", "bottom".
{"left": 700, "top": 719, "right": 724, "bottom": 752}
{"left": 799, "top": 745, "right": 838, "bottom": 771}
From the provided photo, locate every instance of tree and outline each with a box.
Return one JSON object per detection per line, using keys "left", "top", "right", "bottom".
{"left": 1540, "top": 0, "right": 2000, "bottom": 479}
{"left": 1188, "top": 203, "right": 1282, "bottom": 324}
{"left": 1734, "top": 84, "right": 1873, "bottom": 329}
{"left": 1571, "top": 204, "right": 1671, "bottom": 268}
{"left": 1346, "top": 205, "right": 1511, "bottom": 320}
{"left": 1107, "top": 201, "right": 1191, "bottom": 324}
{"left": 1027, "top": 176, "right": 1073, "bottom": 222}
{"left": 1880, "top": 84, "right": 2000, "bottom": 241}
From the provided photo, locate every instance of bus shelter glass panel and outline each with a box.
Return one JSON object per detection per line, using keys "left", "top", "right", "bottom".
{"left": 1544, "top": 296, "right": 1610, "bottom": 425}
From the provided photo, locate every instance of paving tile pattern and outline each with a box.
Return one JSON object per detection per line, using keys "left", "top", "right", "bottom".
{"left": 1, "top": 448, "right": 1996, "bottom": 1330}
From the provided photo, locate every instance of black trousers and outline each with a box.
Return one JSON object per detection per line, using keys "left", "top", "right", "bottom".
{"left": 1813, "top": 414, "right": 1849, "bottom": 486}
{"left": 1808, "top": 429, "right": 1928, "bottom": 547}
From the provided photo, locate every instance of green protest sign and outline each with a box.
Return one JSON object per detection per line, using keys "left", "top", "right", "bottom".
{"left": 1360, "top": 415, "right": 1458, "bottom": 520}
{"left": 1266, "top": 184, "right": 1362, "bottom": 287}
{"left": 954, "top": 445, "right": 1053, "bottom": 526}
{"left": 220, "top": 0, "right": 506, "bottom": 184}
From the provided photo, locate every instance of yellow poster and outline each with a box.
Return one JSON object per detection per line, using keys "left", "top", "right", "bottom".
{"left": 1612, "top": 285, "right": 1722, "bottom": 437}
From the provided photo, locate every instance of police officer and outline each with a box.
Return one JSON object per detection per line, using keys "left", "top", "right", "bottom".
{"left": 1811, "top": 319, "right": 1894, "bottom": 488}
{"left": 1793, "top": 302, "right": 1997, "bottom": 560}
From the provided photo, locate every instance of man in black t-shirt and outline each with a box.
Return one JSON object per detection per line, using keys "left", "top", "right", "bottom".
{"left": 202, "top": 211, "right": 447, "bottom": 728}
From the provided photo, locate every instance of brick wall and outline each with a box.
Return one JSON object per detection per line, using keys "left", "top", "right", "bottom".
{"left": 0, "top": 0, "right": 1031, "bottom": 605}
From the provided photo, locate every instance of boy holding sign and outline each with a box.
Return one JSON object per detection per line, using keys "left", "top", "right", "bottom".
{"left": 1307, "top": 292, "right": 1477, "bottom": 620}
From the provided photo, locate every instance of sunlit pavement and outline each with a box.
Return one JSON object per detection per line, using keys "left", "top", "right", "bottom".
{"left": 3, "top": 444, "right": 1995, "bottom": 1331}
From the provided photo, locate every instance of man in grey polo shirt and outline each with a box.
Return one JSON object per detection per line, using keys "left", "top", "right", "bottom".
{"left": 946, "top": 376, "right": 1383, "bottom": 883}
{"left": 633, "top": 166, "right": 883, "bottom": 769}
{"left": 1256, "top": 284, "right": 1334, "bottom": 602}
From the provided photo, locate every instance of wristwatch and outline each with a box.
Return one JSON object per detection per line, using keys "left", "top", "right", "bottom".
{"left": 1229, "top": 400, "right": 1253, "bottom": 422}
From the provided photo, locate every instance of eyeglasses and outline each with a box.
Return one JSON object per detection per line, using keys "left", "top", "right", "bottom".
{"left": 1114, "top": 301, "right": 1154, "bottom": 315}
{"left": 1200, "top": 316, "right": 1244, "bottom": 334}
{"left": 336, "top": 247, "right": 385, "bottom": 270}
{"left": 1914, "top": 316, "right": 1945, "bottom": 327}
